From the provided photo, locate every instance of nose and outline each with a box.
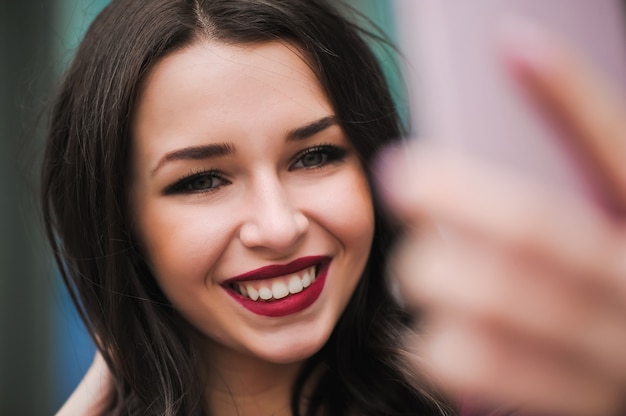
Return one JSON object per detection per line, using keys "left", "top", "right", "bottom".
{"left": 239, "top": 174, "right": 309, "bottom": 252}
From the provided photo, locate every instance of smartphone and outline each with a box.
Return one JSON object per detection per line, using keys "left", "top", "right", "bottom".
{"left": 394, "top": 0, "right": 626, "bottom": 215}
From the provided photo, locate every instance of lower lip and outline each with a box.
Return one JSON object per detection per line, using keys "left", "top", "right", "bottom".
{"left": 225, "top": 261, "right": 330, "bottom": 317}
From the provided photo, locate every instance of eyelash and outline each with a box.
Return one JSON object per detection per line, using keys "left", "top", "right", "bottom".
{"left": 163, "top": 169, "right": 229, "bottom": 195}
{"left": 164, "top": 144, "right": 347, "bottom": 195}
{"left": 289, "top": 144, "right": 347, "bottom": 171}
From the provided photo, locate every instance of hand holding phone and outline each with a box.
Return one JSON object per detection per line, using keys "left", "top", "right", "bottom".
{"left": 395, "top": 0, "right": 626, "bottom": 215}
{"left": 380, "top": 1, "right": 626, "bottom": 414}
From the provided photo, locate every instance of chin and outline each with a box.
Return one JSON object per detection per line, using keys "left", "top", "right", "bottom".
{"left": 251, "top": 326, "right": 333, "bottom": 365}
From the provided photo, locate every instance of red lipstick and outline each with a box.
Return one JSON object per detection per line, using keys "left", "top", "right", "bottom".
{"left": 223, "top": 256, "right": 331, "bottom": 317}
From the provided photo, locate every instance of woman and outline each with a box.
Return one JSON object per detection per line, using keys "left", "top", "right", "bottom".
{"left": 45, "top": 0, "right": 626, "bottom": 415}
{"left": 43, "top": 0, "right": 444, "bottom": 414}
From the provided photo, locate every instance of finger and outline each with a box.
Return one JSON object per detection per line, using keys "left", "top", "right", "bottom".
{"left": 386, "top": 148, "right": 626, "bottom": 298}
{"left": 502, "top": 23, "right": 626, "bottom": 207}
{"left": 410, "top": 318, "right": 625, "bottom": 416}
{"left": 393, "top": 226, "right": 626, "bottom": 383}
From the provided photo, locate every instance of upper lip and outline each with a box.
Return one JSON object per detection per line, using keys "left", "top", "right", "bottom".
{"left": 223, "top": 255, "right": 330, "bottom": 284}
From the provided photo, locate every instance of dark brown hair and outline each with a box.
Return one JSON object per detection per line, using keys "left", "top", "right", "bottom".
{"left": 42, "top": 0, "right": 445, "bottom": 414}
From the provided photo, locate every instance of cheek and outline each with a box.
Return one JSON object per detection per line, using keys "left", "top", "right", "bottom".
{"left": 309, "top": 167, "right": 375, "bottom": 319}
{"left": 134, "top": 201, "right": 232, "bottom": 289}
{"left": 316, "top": 168, "right": 375, "bottom": 248}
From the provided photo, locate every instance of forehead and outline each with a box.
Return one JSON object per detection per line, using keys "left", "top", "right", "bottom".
{"left": 135, "top": 39, "right": 329, "bottom": 120}
{"left": 131, "top": 40, "right": 334, "bottom": 156}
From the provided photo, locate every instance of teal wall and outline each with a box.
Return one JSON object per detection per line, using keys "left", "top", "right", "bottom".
{"left": 0, "top": 1, "right": 107, "bottom": 414}
{"left": 0, "top": 1, "right": 400, "bottom": 413}
{"left": 347, "top": 0, "right": 405, "bottom": 109}
{"left": 1, "top": 2, "right": 58, "bottom": 414}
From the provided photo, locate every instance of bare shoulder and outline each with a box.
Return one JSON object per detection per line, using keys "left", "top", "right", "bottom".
{"left": 55, "top": 352, "right": 111, "bottom": 416}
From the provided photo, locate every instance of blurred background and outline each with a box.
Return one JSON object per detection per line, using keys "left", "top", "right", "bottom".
{"left": 0, "top": 0, "right": 401, "bottom": 414}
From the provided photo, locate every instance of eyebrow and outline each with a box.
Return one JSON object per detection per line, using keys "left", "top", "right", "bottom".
{"left": 285, "top": 116, "right": 338, "bottom": 142}
{"left": 151, "top": 143, "right": 235, "bottom": 176}
{"left": 150, "top": 116, "right": 338, "bottom": 176}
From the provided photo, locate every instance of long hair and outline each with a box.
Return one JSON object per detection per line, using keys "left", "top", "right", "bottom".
{"left": 42, "top": 0, "right": 446, "bottom": 414}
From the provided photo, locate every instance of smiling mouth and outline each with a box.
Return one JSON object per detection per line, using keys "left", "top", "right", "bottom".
{"left": 224, "top": 256, "right": 331, "bottom": 317}
{"left": 230, "top": 265, "right": 318, "bottom": 302}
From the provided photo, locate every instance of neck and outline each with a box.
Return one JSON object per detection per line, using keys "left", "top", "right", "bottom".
{"left": 199, "top": 341, "right": 312, "bottom": 416}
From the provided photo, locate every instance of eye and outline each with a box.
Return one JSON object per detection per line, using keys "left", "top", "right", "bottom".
{"left": 300, "top": 152, "right": 327, "bottom": 167}
{"left": 164, "top": 170, "right": 230, "bottom": 195}
{"left": 290, "top": 145, "right": 347, "bottom": 171}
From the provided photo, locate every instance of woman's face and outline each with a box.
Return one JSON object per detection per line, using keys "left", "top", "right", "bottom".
{"left": 129, "top": 40, "right": 374, "bottom": 364}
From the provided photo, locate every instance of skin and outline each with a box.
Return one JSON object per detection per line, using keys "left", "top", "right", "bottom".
{"left": 128, "top": 40, "right": 374, "bottom": 415}
{"left": 56, "top": 19, "right": 626, "bottom": 416}
{"left": 382, "top": 20, "right": 626, "bottom": 416}
{"left": 54, "top": 353, "right": 109, "bottom": 416}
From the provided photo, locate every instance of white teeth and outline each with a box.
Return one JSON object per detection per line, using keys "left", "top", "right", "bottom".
{"left": 272, "top": 281, "right": 289, "bottom": 299}
{"left": 288, "top": 275, "right": 303, "bottom": 294}
{"left": 247, "top": 286, "right": 259, "bottom": 301}
{"left": 301, "top": 271, "right": 311, "bottom": 288}
{"left": 234, "top": 265, "right": 319, "bottom": 301}
{"left": 258, "top": 287, "right": 273, "bottom": 300}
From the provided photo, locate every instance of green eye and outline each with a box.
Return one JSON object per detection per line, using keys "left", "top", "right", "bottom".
{"left": 188, "top": 175, "right": 216, "bottom": 191}
{"left": 164, "top": 170, "right": 230, "bottom": 195}
{"left": 291, "top": 145, "right": 347, "bottom": 170}
{"left": 300, "top": 152, "right": 327, "bottom": 167}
